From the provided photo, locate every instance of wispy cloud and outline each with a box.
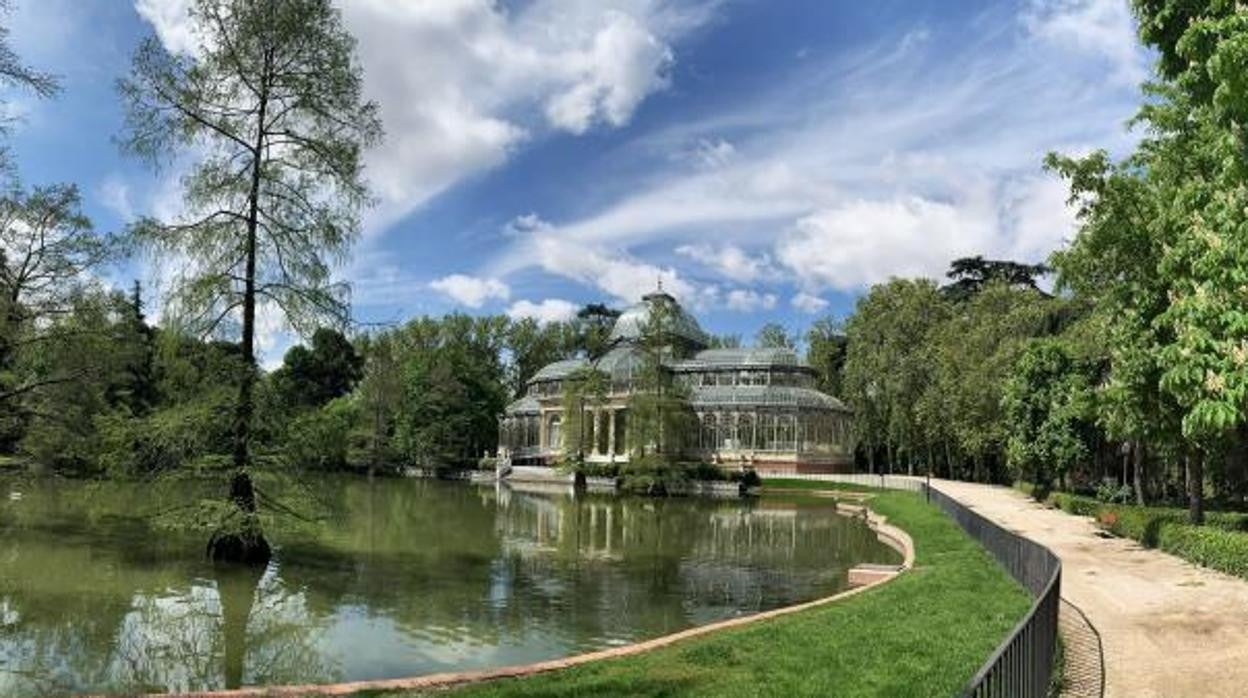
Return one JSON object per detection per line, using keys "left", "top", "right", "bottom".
{"left": 487, "top": 2, "right": 1148, "bottom": 299}
{"left": 132, "top": 0, "right": 722, "bottom": 235}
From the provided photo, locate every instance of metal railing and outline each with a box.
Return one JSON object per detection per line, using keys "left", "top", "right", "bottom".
{"left": 925, "top": 485, "right": 1061, "bottom": 697}
{"left": 793, "top": 474, "right": 1061, "bottom": 696}
{"left": 766, "top": 471, "right": 928, "bottom": 493}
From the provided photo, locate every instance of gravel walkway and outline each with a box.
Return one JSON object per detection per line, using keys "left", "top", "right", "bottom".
{"left": 932, "top": 479, "right": 1248, "bottom": 698}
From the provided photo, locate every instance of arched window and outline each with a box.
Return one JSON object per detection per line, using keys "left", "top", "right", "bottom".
{"left": 758, "top": 412, "right": 776, "bottom": 451}
{"left": 548, "top": 414, "right": 563, "bottom": 451}
{"left": 701, "top": 413, "right": 717, "bottom": 450}
{"left": 717, "top": 411, "right": 732, "bottom": 450}
{"left": 737, "top": 413, "right": 754, "bottom": 451}
{"left": 778, "top": 413, "right": 796, "bottom": 452}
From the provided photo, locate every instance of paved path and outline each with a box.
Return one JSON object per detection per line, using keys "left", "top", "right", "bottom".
{"left": 932, "top": 479, "right": 1248, "bottom": 698}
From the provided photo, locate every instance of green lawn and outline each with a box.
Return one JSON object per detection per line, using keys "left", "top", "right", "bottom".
{"left": 761, "top": 477, "right": 892, "bottom": 492}
{"left": 373, "top": 484, "right": 1031, "bottom": 698}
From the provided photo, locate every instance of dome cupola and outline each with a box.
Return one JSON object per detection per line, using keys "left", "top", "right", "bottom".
{"left": 607, "top": 286, "right": 709, "bottom": 350}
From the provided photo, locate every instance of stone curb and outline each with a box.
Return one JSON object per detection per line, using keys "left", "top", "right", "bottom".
{"left": 124, "top": 503, "right": 915, "bottom": 698}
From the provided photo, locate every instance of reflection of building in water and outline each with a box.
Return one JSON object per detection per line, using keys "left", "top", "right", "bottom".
{"left": 498, "top": 289, "right": 853, "bottom": 474}
{"left": 492, "top": 489, "right": 893, "bottom": 617}
{"left": 495, "top": 490, "right": 881, "bottom": 563}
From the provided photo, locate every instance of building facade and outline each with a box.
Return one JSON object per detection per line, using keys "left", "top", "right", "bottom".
{"left": 498, "top": 289, "right": 854, "bottom": 475}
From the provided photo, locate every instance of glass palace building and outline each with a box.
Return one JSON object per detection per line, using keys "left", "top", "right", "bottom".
{"left": 498, "top": 289, "right": 854, "bottom": 475}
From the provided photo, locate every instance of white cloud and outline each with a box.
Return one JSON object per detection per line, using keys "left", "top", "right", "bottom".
{"left": 1022, "top": 0, "right": 1147, "bottom": 85}
{"left": 506, "top": 299, "right": 580, "bottom": 325}
{"left": 724, "top": 289, "right": 777, "bottom": 312}
{"left": 133, "top": 0, "right": 718, "bottom": 233}
{"left": 529, "top": 235, "right": 693, "bottom": 305}
{"left": 791, "top": 292, "right": 829, "bottom": 313}
{"left": 777, "top": 196, "right": 994, "bottom": 290}
{"left": 97, "top": 176, "right": 135, "bottom": 222}
{"left": 676, "top": 243, "right": 774, "bottom": 282}
{"left": 543, "top": 11, "right": 673, "bottom": 134}
{"left": 134, "top": 0, "right": 197, "bottom": 55}
{"left": 685, "top": 137, "right": 736, "bottom": 168}
{"left": 502, "top": 213, "right": 553, "bottom": 238}
{"left": 429, "top": 274, "right": 510, "bottom": 308}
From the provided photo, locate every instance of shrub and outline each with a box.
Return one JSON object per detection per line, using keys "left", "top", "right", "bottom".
{"left": 96, "top": 390, "right": 234, "bottom": 476}
{"left": 1048, "top": 492, "right": 1101, "bottom": 517}
{"left": 1156, "top": 524, "right": 1248, "bottom": 579}
{"left": 1047, "top": 492, "right": 1248, "bottom": 580}
{"left": 284, "top": 397, "right": 357, "bottom": 471}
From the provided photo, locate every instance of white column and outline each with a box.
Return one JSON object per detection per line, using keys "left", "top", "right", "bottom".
{"left": 592, "top": 410, "right": 603, "bottom": 455}
{"left": 608, "top": 410, "right": 616, "bottom": 457}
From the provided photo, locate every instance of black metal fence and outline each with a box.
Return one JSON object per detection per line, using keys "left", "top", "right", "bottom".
{"left": 925, "top": 485, "right": 1062, "bottom": 697}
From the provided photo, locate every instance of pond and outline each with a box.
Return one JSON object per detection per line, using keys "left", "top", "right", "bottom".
{"left": 0, "top": 476, "right": 899, "bottom": 696}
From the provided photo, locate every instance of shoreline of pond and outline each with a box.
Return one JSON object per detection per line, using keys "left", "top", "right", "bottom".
{"left": 125, "top": 494, "right": 915, "bottom": 698}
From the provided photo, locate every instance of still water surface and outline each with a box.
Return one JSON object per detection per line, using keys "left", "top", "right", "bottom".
{"left": 0, "top": 476, "right": 898, "bottom": 695}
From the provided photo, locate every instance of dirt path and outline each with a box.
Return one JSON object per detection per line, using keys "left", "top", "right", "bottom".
{"left": 932, "top": 479, "right": 1248, "bottom": 698}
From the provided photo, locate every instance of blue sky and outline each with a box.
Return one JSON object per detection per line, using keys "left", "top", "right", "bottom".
{"left": 5, "top": 0, "right": 1152, "bottom": 363}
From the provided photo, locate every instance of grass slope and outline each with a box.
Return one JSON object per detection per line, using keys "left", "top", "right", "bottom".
{"left": 379, "top": 485, "right": 1030, "bottom": 698}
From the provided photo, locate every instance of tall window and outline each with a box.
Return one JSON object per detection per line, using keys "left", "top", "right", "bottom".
{"left": 738, "top": 413, "right": 754, "bottom": 450}
{"left": 701, "top": 413, "right": 717, "bottom": 450}
{"left": 548, "top": 415, "right": 563, "bottom": 451}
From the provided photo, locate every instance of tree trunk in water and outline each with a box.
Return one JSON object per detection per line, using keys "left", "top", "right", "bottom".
{"left": 1187, "top": 451, "right": 1204, "bottom": 525}
{"left": 209, "top": 71, "right": 271, "bottom": 567}
{"left": 1133, "top": 440, "right": 1146, "bottom": 506}
{"left": 216, "top": 565, "right": 263, "bottom": 689}
{"left": 885, "top": 441, "right": 894, "bottom": 475}
{"left": 867, "top": 446, "right": 875, "bottom": 475}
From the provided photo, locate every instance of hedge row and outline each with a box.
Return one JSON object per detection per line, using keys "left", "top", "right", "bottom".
{"left": 1045, "top": 493, "right": 1248, "bottom": 580}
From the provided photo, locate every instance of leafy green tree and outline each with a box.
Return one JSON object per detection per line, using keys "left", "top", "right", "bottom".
{"left": 271, "top": 328, "right": 363, "bottom": 411}
{"left": 503, "top": 317, "right": 578, "bottom": 399}
{"left": 285, "top": 395, "right": 356, "bottom": 471}
{"left": 1046, "top": 149, "right": 1180, "bottom": 504}
{"left": 0, "top": 0, "right": 59, "bottom": 166}
{"left": 1003, "top": 339, "right": 1097, "bottom": 494}
{"left": 755, "top": 322, "right": 795, "bottom": 349}
{"left": 117, "top": 0, "right": 382, "bottom": 563}
{"left": 805, "top": 316, "right": 847, "bottom": 396}
{"left": 626, "top": 296, "right": 696, "bottom": 461}
{"left": 575, "top": 303, "right": 620, "bottom": 359}
{"left": 0, "top": 1, "right": 57, "bottom": 96}
{"left": 17, "top": 290, "right": 150, "bottom": 473}
{"left": 843, "top": 279, "right": 950, "bottom": 474}
{"left": 392, "top": 315, "right": 508, "bottom": 468}
{"left": 355, "top": 332, "right": 402, "bottom": 473}
{"left": 942, "top": 255, "right": 1049, "bottom": 302}
{"left": 1081, "top": 2, "right": 1248, "bottom": 520}
{"left": 1, "top": 183, "right": 113, "bottom": 445}
{"left": 927, "top": 282, "right": 1052, "bottom": 482}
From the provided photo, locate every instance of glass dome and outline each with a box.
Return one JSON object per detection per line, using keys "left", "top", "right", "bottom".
{"left": 607, "top": 290, "right": 709, "bottom": 348}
